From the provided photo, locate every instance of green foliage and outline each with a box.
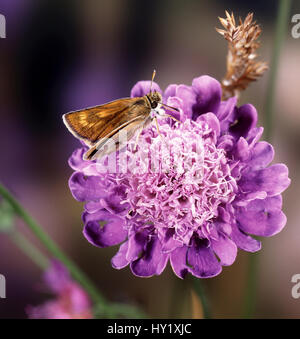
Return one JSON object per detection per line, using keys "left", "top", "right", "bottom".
{"left": 0, "top": 200, "right": 15, "bottom": 233}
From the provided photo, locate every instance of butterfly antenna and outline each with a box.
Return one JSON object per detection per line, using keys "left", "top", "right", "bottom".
{"left": 161, "top": 103, "right": 180, "bottom": 112}
{"left": 150, "top": 69, "right": 156, "bottom": 93}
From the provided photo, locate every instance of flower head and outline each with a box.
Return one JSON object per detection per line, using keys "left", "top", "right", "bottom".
{"left": 27, "top": 260, "right": 92, "bottom": 319}
{"left": 68, "top": 75, "right": 290, "bottom": 279}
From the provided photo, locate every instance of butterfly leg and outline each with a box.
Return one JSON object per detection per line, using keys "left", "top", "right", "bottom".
{"left": 154, "top": 116, "right": 170, "bottom": 150}
{"left": 159, "top": 114, "right": 181, "bottom": 124}
{"left": 154, "top": 116, "right": 163, "bottom": 138}
{"left": 134, "top": 126, "right": 144, "bottom": 151}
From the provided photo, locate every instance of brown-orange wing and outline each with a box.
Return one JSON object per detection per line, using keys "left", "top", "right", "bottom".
{"left": 84, "top": 117, "right": 148, "bottom": 160}
{"left": 63, "top": 97, "right": 150, "bottom": 145}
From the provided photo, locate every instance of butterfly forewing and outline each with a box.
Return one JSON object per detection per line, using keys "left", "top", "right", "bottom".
{"left": 63, "top": 97, "right": 151, "bottom": 146}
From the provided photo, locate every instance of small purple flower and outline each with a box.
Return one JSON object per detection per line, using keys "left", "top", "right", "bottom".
{"left": 27, "top": 261, "right": 92, "bottom": 319}
{"left": 68, "top": 75, "right": 290, "bottom": 279}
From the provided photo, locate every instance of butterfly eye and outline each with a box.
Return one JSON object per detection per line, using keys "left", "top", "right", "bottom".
{"left": 151, "top": 101, "right": 158, "bottom": 109}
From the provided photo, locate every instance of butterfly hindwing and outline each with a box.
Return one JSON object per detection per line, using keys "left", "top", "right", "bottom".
{"left": 83, "top": 116, "right": 149, "bottom": 160}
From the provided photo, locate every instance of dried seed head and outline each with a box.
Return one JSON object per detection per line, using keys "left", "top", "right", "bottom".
{"left": 217, "top": 11, "right": 268, "bottom": 100}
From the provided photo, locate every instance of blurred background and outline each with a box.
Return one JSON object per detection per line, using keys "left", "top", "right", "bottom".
{"left": 0, "top": 0, "right": 300, "bottom": 318}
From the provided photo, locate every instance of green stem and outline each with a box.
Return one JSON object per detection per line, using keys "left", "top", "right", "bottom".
{"left": 191, "top": 277, "right": 211, "bottom": 319}
{"left": 243, "top": 252, "right": 259, "bottom": 318}
{"left": 10, "top": 232, "right": 49, "bottom": 270}
{"left": 264, "top": 0, "right": 292, "bottom": 141}
{"left": 0, "top": 183, "right": 106, "bottom": 307}
{"left": 244, "top": 0, "right": 292, "bottom": 318}
{"left": 169, "top": 276, "right": 189, "bottom": 318}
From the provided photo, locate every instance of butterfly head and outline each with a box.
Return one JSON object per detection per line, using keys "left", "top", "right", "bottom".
{"left": 148, "top": 91, "right": 162, "bottom": 109}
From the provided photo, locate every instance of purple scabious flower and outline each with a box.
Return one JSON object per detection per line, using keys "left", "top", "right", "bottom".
{"left": 27, "top": 261, "right": 92, "bottom": 319}
{"left": 68, "top": 75, "right": 290, "bottom": 279}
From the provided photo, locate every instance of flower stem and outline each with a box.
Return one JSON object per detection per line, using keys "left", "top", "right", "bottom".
{"left": 0, "top": 183, "right": 106, "bottom": 307}
{"left": 169, "top": 276, "right": 189, "bottom": 318}
{"left": 10, "top": 232, "right": 49, "bottom": 270}
{"left": 243, "top": 252, "right": 259, "bottom": 318}
{"left": 191, "top": 276, "right": 211, "bottom": 319}
{"left": 244, "top": 0, "right": 292, "bottom": 318}
{"left": 264, "top": 0, "right": 292, "bottom": 141}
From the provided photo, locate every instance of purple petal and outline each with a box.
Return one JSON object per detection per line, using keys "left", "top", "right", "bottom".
{"left": 240, "top": 164, "right": 291, "bottom": 197}
{"left": 165, "top": 96, "right": 184, "bottom": 122}
{"left": 83, "top": 209, "right": 113, "bottom": 223}
{"left": 247, "top": 127, "right": 264, "bottom": 146}
{"left": 100, "top": 192, "right": 129, "bottom": 215}
{"left": 197, "top": 112, "right": 221, "bottom": 138}
{"left": 187, "top": 238, "right": 222, "bottom": 278}
{"left": 44, "top": 260, "right": 70, "bottom": 293}
{"left": 68, "top": 148, "right": 103, "bottom": 176}
{"left": 217, "top": 134, "right": 235, "bottom": 152}
{"left": 68, "top": 148, "right": 87, "bottom": 171}
{"left": 131, "top": 81, "right": 162, "bottom": 98}
{"left": 130, "top": 237, "right": 168, "bottom": 277}
{"left": 68, "top": 283, "right": 92, "bottom": 313}
{"left": 82, "top": 184, "right": 129, "bottom": 216}
{"left": 111, "top": 241, "right": 130, "bottom": 269}
{"left": 164, "top": 84, "right": 196, "bottom": 120}
{"left": 191, "top": 76, "right": 222, "bottom": 120}
{"left": 126, "top": 231, "right": 149, "bottom": 261}
{"left": 230, "top": 222, "right": 261, "bottom": 252}
{"left": 235, "top": 191, "right": 267, "bottom": 207}
{"left": 229, "top": 104, "right": 257, "bottom": 139}
{"left": 175, "top": 85, "right": 197, "bottom": 119}
{"left": 84, "top": 201, "right": 102, "bottom": 214}
{"left": 217, "top": 96, "right": 237, "bottom": 122}
{"left": 83, "top": 211, "right": 127, "bottom": 248}
{"left": 159, "top": 228, "right": 182, "bottom": 253}
{"left": 211, "top": 234, "right": 237, "bottom": 266}
{"left": 248, "top": 141, "right": 274, "bottom": 170}
{"left": 164, "top": 84, "right": 177, "bottom": 99}
{"left": 233, "top": 137, "right": 249, "bottom": 161}
{"left": 170, "top": 245, "right": 188, "bottom": 279}
{"left": 69, "top": 172, "right": 107, "bottom": 202}
{"left": 235, "top": 195, "right": 287, "bottom": 237}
